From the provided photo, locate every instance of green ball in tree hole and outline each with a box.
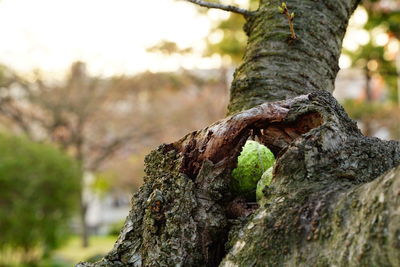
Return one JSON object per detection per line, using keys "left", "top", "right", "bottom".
{"left": 231, "top": 140, "right": 275, "bottom": 199}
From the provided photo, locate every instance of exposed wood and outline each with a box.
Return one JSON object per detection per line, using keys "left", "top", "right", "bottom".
{"left": 77, "top": 91, "right": 400, "bottom": 267}
{"left": 175, "top": 94, "right": 314, "bottom": 178}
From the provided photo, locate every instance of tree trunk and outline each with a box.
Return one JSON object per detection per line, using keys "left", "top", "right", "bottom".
{"left": 77, "top": 0, "right": 400, "bottom": 266}
{"left": 77, "top": 140, "right": 90, "bottom": 248}
{"left": 80, "top": 197, "right": 90, "bottom": 248}
{"left": 228, "top": 0, "right": 360, "bottom": 114}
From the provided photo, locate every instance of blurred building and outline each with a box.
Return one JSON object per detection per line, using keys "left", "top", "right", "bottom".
{"left": 82, "top": 173, "right": 131, "bottom": 235}
{"left": 86, "top": 191, "right": 130, "bottom": 235}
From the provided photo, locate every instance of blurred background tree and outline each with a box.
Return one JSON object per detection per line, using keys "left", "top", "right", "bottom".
{"left": 196, "top": 0, "right": 400, "bottom": 139}
{"left": 0, "top": 134, "right": 80, "bottom": 266}
{"left": 0, "top": 62, "right": 158, "bottom": 248}
{"left": 204, "top": 0, "right": 258, "bottom": 65}
{"left": 0, "top": 0, "right": 398, "bottom": 265}
{"left": 0, "top": 61, "right": 228, "bottom": 250}
{"left": 338, "top": 0, "right": 400, "bottom": 139}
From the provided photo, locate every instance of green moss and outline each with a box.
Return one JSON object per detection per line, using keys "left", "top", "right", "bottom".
{"left": 231, "top": 140, "right": 275, "bottom": 198}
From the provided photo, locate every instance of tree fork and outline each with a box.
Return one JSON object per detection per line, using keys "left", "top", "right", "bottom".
{"left": 76, "top": 0, "right": 400, "bottom": 265}
{"left": 77, "top": 91, "right": 400, "bottom": 266}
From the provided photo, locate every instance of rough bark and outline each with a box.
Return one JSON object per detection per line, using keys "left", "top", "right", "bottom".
{"left": 221, "top": 92, "right": 400, "bottom": 266}
{"left": 228, "top": 0, "right": 361, "bottom": 114}
{"left": 76, "top": 0, "right": 400, "bottom": 266}
{"left": 221, "top": 165, "right": 400, "bottom": 266}
{"left": 77, "top": 91, "right": 400, "bottom": 266}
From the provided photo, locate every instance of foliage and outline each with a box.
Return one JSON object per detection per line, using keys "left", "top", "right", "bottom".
{"left": 91, "top": 172, "right": 114, "bottom": 196}
{"left": 0, "top": 64, "right": 229, "bottom": 193}
{"left": 342, "top": 98, "right": 382, "bottom": 119}
{"left": 206, "top": 13, "right": 247, "bottom": 63}
{"left": 205, "top": 0, "right": 259, "bottom": 64}
{"left": 0, "top": 135, "right": 81, "bottom": 263}
{"left": 0, "top": 61, "right": 230, "bottom": 247}
{"left": 146, "top": 40, "right": 192, "bottom": 55}
{"left": 202, "top": 1, "right": 400, "bottom": 109}
{"left": 231, "top": 140, "right": 274, "bottom": 198}
{"left": 342, "top": 99, "right": 400, "bottom": 139}
{"left": 343, "top": 2, "right": 400, "bottom": 103}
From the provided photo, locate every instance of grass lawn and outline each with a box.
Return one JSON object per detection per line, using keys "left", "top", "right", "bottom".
{"left": 54, "top": 235, "right": 116, "bottom": 264}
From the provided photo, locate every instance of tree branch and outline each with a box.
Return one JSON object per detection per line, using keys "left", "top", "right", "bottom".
{"left": 184, "top": 0, "right": 253, "bottom": 16}
{"left": 0, "top": 101, "right": 33, "bottom": 138}
{"left": 86, "top": 133, "right": 139, "bottom": 171}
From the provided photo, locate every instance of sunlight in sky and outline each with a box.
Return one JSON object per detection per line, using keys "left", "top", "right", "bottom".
{"left": 0, "top": 0, "right": 220, "bottom": 78}
{"left": 340, "top": 6, "right": 369, "bottom": 68}
{"left": 0, "top": 1, "right": 376, "bottom": 77}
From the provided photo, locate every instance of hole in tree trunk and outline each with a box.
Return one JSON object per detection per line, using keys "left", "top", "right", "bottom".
{"left": 175, "top": 108, "right": 324, "bottom": 266}
{"left": 225, "top": 112, "right": 324, "bottom": 217}
{"left": 257, "top": 112, "right": 324, "bottom": 156}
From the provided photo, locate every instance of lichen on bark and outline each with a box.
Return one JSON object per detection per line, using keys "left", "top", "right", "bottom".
{"left": 228, "top": 0, "right": 361, "bottom": 114}
{"left": 76, "top": 0, "right": 400, "bottom": 266}
{"left": 221, "top": 92, "right": 400, "bottom": 266}
{"left": 77, "top": 144, "right": 233, "bottom": 266}
{"left": 221, "top": 164, "right": 400, "bottom": 266}
{"left": 78, "top": 91, "right": 400, "bottom": 267}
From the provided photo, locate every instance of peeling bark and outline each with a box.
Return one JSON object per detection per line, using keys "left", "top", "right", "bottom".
{"left": 77, "top": 91, "right": 400, "bottom": 267}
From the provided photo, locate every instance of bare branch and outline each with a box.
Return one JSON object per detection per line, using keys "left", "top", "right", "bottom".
{"left": 184, "top": 0, "right": 253, "bottom": 16}
{"left": 86, "top": 126, "right": 159, "bottom": 171}
{"left": 0, "top": 102, "right": 33, "bottom": 138}
{"left": 86, "top": 134, "right": 137, "bottom": 171}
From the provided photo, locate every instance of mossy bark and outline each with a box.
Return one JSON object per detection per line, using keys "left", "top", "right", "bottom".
{"left": 221, "top": 92, "right": 400, "bottom": 266}
{"left": 222, "top": 165, "right": 400, "bottom": 266}
{"left": 77, "top": 0, "right": 400, "bottom": 266}
{"left": 77, "top": 92, "right": 400, "bottom": 267}
{"left": 228, "top": 0, "right": 360, "bottom": 114}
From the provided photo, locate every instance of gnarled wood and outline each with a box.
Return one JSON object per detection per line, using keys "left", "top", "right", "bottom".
{"left": 77, "top": 91, "right": 400, "bottom": 267}
{"left": 176, "top": 94, "right": 309, "bottom": 178}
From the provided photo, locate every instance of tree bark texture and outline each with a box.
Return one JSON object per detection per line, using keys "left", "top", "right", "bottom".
{"left": 77, "top": 91, "right": 400, "bottom": 266}
{"left": 228, "top": 0, "right": 360, "bottom": 114}
{"left": 76, "top": 0, "right": 400, "bottom": 266}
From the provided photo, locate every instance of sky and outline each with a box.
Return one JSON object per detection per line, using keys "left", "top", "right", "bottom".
{"left": 0, "top": 0, "right": 378, "bottom": 79}
{"left": 0, "top": 0, "right": 223, "bottom": 78}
